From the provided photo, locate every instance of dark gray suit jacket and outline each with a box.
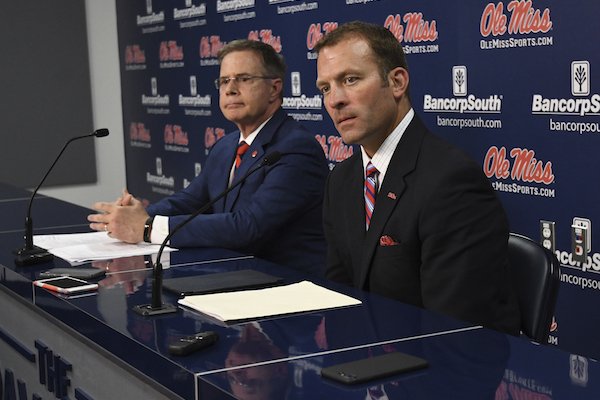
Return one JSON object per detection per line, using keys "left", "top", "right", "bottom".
{"left": 324, "top": 115, "right": 520, "bottom": 334}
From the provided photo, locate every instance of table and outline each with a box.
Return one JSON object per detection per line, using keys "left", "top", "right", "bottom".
{"left": 0, "top": 184, "right": 597, "bottom": 399}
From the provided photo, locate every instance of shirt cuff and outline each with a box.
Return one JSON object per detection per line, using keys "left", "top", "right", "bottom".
{"left": 150, "top": 215, "right": 170, "bottom": 245}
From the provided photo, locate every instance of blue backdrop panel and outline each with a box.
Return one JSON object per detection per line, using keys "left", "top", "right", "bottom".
{"left": 116, "top": 0, "right": 600, "bottom": 359}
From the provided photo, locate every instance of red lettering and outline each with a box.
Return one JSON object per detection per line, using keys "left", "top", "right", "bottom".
{"left": 403, "top": 13, "right": 438, "bottom": 42}
{"left": 315, "top": 134, "right": 328, "bottom": 156}
{"left": 480, "top": 3, "right": 508, "bottom": 37}
{"left": 204, "top": 127, "right": 215, "bottom": 148}
{"left": 510, "top": 148, "right": 554, "bottom": 184}
{"left": 173, "top": 125, "right": 188, "bottom": 146}
{"left": 200, "top": 37, "right": 210, "bottom": 58}
{"left": 306, "top": 23, "right": 323, "bottom": 50}
{"left": 159, "top": 41, "right": 169, "bottom": 61}
{"left": 164, "top": 125, "right": 174, "bottom": 144}
{"left": 483, "top": 146, "right": 510, "bottom": 179}
{"left": 327, "top": 136, "right": 353, "bottom": 162}
{"left": 507, "top": 0, "right": 552, "bottom": 34}
{"left": 384, "top": 15, "right": 404, "bottom": 42}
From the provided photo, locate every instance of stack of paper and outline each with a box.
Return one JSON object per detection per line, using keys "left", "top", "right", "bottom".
{"left": 34, "top": 231, "right": 176, "bottom": 263}
{"left": 178, "top": 280, "right": 362, "bottom": 322}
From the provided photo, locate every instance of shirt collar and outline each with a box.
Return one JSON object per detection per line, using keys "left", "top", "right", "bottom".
{"left": 361, "top": 108, "right": 414, "bottom": 183}
{"left": 239, "top": 116, "right": 272, "bottom": 146}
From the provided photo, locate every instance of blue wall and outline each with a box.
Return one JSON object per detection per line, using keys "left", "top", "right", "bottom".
{"left": 116, "top": 0, "right": 600, "bottom": 358}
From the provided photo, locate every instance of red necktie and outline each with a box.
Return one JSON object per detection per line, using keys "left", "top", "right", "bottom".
{"left": 235, "top": 141, "right": 250, "bottom": 169}
{"left": 364, "top": 162, "right": 379, "bottom": 230}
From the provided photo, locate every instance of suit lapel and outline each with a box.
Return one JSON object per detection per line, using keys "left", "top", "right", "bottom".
{"left": 357, "top": 117, "right": 427, "bottom": 288}
{"left": 224, "top": 109, "right": 286, "bottom": 211}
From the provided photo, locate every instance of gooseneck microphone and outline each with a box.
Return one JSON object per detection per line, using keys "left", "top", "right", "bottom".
{"left": 14, "top": 128, "right": 110, "bottom": 266}
{"left": 133, "top": 151, "right": 282, "bottom": 316}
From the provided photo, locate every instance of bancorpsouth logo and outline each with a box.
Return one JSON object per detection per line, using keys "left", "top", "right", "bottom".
{"left": 179, "top": 75, "right": 212, "bottom": 114}
{"left": 248, "top": 30, "right": 282, "bottom": 53}
{"left": 480, "top": 1, "right": 552, "bottom": 37}
{"left": 216, "top": 0, "right": 255, "bottom": 13}
{"left": 142, "top": 78, "right": 169, "bottom": 106}
{"left": 147, "top": 157, "right": 175, "bottom": 190}
{"left": 423, "top": 66, "right": 503, "bottom": 114}
{"left": 532, "top": 61, "right": 600, "bottom": 116}
{"left": 483, "top": 146, "right": 554, "bottom": 184}
{"left": 137, "top": 0, "right": 165, "bottom": 26}
{"left": 283, "top": 72, "right": 322, "bottom": 110}
{"left": 173, "top": 2, "right": 206, "bottom": 20}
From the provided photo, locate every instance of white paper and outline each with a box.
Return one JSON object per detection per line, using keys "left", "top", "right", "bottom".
{"left": 178, "top": 280, "right": 362, "bottom": 322}
{"left": 34, "top": 231, "right": 176, "bottom": 263}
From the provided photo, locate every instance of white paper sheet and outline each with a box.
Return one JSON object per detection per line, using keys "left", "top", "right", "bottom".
{"left": 34, "top": 231, "right": 176, "bottom": 263}
{"left": 178, "top": 280, "right": 362, "bottom": 322}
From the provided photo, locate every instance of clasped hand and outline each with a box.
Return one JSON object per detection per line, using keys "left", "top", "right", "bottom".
{"left": 87, "top": 189, "right": 149, "bottom": 243}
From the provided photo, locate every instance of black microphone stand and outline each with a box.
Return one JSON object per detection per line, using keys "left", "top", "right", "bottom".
{"left": 14, "top": 129, "right": 109, "bottom": 266}
{"left": 133, "top": 151, "right": 281, "bottom": 316}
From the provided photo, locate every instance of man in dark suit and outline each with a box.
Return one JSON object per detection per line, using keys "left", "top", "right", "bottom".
{"left": 88, "top": 40, "right": 328, "bottom": 275}
{"left": 315, "top": 21, "right": 520, "bottom": 333}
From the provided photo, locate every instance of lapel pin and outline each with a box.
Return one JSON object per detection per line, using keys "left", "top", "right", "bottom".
{"left": 387, "top": 192, "right": 397, "bottom": 200}
{"left": 251, "top": 150, "right": 258, "bottom": 158}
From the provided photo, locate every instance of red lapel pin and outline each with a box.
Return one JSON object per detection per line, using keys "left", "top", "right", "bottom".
{"left": 251, "top": 150, "right": 258, "bottom": 158}
{"left": 387, "top": 192, "right": 397, "bottom": 200}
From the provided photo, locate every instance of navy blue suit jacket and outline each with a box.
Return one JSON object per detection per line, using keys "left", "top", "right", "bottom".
{"left": 147, "top": 109, "right": 328, "bottom": 276}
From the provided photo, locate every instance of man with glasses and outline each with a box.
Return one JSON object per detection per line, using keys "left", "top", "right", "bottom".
{"left": 88, "top": 40, "right": 328, "bottom": 275}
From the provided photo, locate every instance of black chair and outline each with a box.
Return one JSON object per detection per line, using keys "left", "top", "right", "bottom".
{"left": 507, "top": 233, "right": 560, "bottom": 343}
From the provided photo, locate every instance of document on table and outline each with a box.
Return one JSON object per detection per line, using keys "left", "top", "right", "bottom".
{"left": 33, "top": 231, "right": 177, "bottom": 263}
{"left": 178, "top": 280, "right": 362, "bottom": 322}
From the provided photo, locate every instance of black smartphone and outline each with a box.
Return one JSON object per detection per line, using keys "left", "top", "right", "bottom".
{"left": 40, "top": 267, "right": 106, "bottom": 280}
{"left": 321, "top": 352, "right": 428, "bottom": 385}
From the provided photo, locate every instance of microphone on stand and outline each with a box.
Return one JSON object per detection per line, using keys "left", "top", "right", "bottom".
{"left": 14, "top": 128, "right": 110, "bottom": 266}
{"left": 133, "top": 151, "right": 282, "bottom": 316}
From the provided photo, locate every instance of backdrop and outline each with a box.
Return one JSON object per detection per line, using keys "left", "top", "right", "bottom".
{"left": 115, "top": 0, "right": 600, "bottom": 366}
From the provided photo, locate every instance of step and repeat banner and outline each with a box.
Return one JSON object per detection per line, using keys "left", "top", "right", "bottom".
{"left": 116, "top": 0, "right": 600, "bottom": 361}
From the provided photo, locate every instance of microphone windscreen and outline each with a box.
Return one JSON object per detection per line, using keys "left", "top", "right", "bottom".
{"left": 94, "top": 128, "right": 110, "bottom": 137}
{"left": 263, "top": 151, "right": 282, "bottom": 166}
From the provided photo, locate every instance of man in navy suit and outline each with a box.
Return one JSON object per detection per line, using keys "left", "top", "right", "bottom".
{"left": 315, "top": 21, "right": 520, "bottom": 333}
{"left": 88, "top": 40, "right": 328, "bottom": 275}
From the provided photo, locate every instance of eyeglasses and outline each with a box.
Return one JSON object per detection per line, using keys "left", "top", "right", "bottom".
{"left": 214, "top": 75, "right": 275, "bottom": 90}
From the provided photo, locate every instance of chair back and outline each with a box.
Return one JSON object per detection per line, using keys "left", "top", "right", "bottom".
{"left": 507, "top": 233, "right": 560, "bottom": 343}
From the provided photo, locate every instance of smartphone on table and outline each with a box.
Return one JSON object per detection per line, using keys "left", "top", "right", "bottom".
{"left": 33, "top": 276, "right": 99, "bottom": 294}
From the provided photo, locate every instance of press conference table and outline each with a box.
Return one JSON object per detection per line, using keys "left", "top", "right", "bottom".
{"left": 0, "top": 183, "right": 598, "bottom": 399}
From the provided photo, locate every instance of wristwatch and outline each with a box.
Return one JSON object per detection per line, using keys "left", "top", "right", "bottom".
{"left": 143, "top": 216, "right": 154, "bottom": 243}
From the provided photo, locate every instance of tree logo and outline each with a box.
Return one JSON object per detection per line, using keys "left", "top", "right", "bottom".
{"left": 571, "top": 61, "right": 590, "bottom": 96}
{"left": 452, "top": 66, "right": 467, "bottom": 96}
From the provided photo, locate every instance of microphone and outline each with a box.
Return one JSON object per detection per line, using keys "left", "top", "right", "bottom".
{"left": 133, "top": 151, "right": 282, "bottom": 316}
{"left": 14, "top": 128, "right": 110, "bottom": 266}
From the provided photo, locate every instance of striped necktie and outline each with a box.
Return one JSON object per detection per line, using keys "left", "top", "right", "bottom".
{"left": 364, "top": 162, "right": 379, "bottom": 230}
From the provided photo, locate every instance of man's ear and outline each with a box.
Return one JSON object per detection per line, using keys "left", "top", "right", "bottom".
{"left": 389, "top": 67, "right": 409, "bottom": 99}
{"left": 270, "top": 78, "right": 283, "bottom": 102}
